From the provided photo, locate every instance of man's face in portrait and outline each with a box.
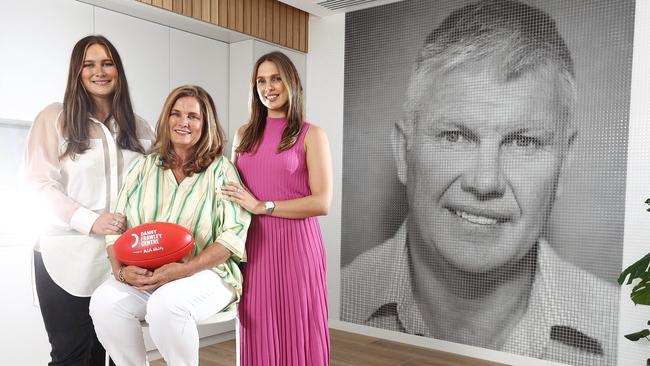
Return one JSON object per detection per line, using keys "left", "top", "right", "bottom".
{"left": 396, "top": 60, "right": 573, "bottom": 273}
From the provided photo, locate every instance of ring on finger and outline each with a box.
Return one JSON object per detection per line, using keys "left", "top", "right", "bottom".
{"left": 112, "top": 219, "right": 119, "bottom": 226}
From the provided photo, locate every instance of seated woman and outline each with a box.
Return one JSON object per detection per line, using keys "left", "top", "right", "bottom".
{"left": 89, "top": 85, "right": 251, "bottom": 366}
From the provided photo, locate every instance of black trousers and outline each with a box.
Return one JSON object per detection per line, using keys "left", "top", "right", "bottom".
{"left": 34, "top": 251, "right": 114, "bottom": 366}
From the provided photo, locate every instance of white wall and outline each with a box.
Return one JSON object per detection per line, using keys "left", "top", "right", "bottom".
{"left": 94, "top": 6, "right": 170, "bottom": 126}
{"left": 170, "top": 28, "right": 230, "bottom": 131}
{"left": 0, "top": 0, "right": 93, "bottom": 122}
{"left": 254, "top": 40, "right": 307, "bottom": 83}
{"left": 305, "top": 14, "right": 345, "bottom": 323}
{"left": 228, "top": 40, "right": 255, "bottom": 156}
{"left": 618, "top": 1, "right": 650, "bottom": 365}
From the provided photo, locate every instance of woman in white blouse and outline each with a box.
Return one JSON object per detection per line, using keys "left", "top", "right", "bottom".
{"left": 24, "top": 35, "right": 154, "bottom": 366}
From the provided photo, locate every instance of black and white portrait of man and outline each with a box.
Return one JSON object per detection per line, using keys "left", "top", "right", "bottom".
{"left": 341, "top": 0, "right": 634, "bottom": 365}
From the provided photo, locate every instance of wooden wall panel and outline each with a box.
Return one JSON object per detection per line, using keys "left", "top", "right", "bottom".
{"left": 272, "top": 1, "right": 279, "bottom": 44}
{"left": 218, "top": 0, "right": 228, "bottom": 27}
{"left": 173, "top": 0, "right": 183, "bottom": 13}
{"left": 251, "top": 0, "right": 259, "bottom": 38}
{"left": 258, "top": 0, "right": 266, "bottom": 39}
{"left": 192, "top": 0, "right": 201, "bottom": 20}
{"left": 299, "top": 10, "right": 306, "bottom": 52}
{"left": 182, "top": 0, "right": 192, "bottom": 16}
{"left": 279, "top": 3, "right": 286, "bottom": 46}
{"left": 285, "top": 5, "right": 292, "bottom": 48}
{"left": 226, "top": 0, "right": 234, "bottom": 29}
{"left": 138, "top": 0, "right": 308, "bottom": 52}
{"left": 235, "top": 0, "right": 244, "bottom": 32}
{"left": 265, "top": 0, "right": 273, "bottom": 43}
{"left": 210, "top": 0, "right": 219, "bottom": 24}
{"left": 201, "top": 0, "right": 210, "bottom": 22}
{"left": 292, "top": 7, "right": 299, "bottom": 50}
{"left": 243, "top": 0, "right": 249, "bottom": 34}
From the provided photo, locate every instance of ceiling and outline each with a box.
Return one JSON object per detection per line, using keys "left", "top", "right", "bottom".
{"left": 279, "top": 0, "right": 404, "bottom": 17}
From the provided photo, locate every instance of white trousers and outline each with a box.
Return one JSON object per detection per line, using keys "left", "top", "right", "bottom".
{"left": 89, "top": 270, "right": 234, "bottom": 366}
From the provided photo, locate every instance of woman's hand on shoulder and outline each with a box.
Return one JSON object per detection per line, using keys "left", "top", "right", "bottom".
{"left": 222, "top": 182, "right": 263, "bottom": 215}
{"left": 91, "top": 213, "right": 127, "bottom": 235}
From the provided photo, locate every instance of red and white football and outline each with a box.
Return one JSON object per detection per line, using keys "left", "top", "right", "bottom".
{"left": 114, "top": 222, "right": 194, "bottom": 270}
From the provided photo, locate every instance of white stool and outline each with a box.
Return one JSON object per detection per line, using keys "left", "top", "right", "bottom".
{"left": 197, "top": 308, "right": 240, "bottom": 366}
{"left": 105, "top": 308, "right": 239, "bottom": 365}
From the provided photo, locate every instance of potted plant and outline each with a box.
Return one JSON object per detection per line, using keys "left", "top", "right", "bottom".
{"left": 617, "top": 199, "right": 650, "bottom": 365}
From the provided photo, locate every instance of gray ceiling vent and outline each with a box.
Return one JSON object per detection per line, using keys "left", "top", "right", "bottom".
{"left": 316, "top": 0, "right": 382, "bottom": 11}
{"left": 280, "top": 0, "right": 403, "bottom": 17}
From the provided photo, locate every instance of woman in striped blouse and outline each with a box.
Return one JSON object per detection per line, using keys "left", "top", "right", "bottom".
{"left": 89, "top": 85, "right": 251, "bottom": 366}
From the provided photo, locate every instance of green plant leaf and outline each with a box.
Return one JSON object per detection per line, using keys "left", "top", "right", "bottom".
{"left": 624, "top": 329, "right": 650, "bottom": 341}
{"left": 631, "top": 278, "right": 650, "bottom": 305}
{"left": 618, "top": 252, "right": 650, "bottom": 285}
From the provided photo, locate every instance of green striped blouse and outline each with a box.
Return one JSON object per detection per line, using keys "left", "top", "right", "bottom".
{"left": 106, "top": 153, "right": 251, "bottom": 305}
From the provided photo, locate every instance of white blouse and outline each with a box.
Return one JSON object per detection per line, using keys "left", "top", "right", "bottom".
{"left": 24, "top": 103, "right": 155, "bottom": 295}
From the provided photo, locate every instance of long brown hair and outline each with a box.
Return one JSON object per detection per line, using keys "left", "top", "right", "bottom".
{"left": 236, "top": 51, "right": 304, "bottom": 154}
{"left": 153, "top": 85, "right": 226, "bottom": 176}
{"left": 61, "top": 35, "right": 144, "bottom": 159}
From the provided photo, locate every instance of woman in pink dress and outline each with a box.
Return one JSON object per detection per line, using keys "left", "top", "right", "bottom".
{"left": 223, "top": 51, "right": 332, "bottom": 365}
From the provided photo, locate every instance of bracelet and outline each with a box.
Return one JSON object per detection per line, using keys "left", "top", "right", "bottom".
{"left": 118, "top": 266, "right": 126, "bottom": 283}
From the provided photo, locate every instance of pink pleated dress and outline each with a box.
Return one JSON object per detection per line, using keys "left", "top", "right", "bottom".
{"left": 236, "top": 117, "right": 330, "bottom": 366}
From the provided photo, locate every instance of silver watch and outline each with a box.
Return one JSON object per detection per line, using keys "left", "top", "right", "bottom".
{"left": 264, "top": 201, "right": 275, "bottom": 215}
